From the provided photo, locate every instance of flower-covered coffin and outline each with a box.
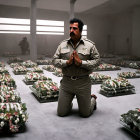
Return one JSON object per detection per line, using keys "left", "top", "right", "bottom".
{"left": 129, "top": 62, "right": 140, "bottom": 69}
{"left": 53, "top": 68, "right": 63, "bottom": 77}
{"left": 89, "top": 72, "right": 111, "bottom": 84}
{"left": 42, "top": 65, "right": 56, "bottom": 72}
{"left": 117, "top": 72, "right": 140, "bottom": 78}
{"left": 32, "top": 66, "right": 43, "bottom": 73}
{"left": 0, "top": 103, "right": 28, "bottom": 132}
{"left": 0, "top": 74, "right": 16, "bottom": 88}
{"left": 10, "top": 63, "right": 21, "bottom": 68}
{"left": 136, "top": 69, "right": 140, "bottom": 74}
{"left": 22, "top": 60, "right": 37, "bottom": 68}
{"left": 7, "top": 57, "right": 23, "bottom": 64}
{"left": 36, "top": 59, "right": 52, "bottom": 65}
{"left": 0, "top": 67, "right": 9, "bottom": 74}
{"left": 23, "top": 72, "right": 48, "bottom": 85}
{"left": 0, "top": 89, "right": 21, "bottom": 103}
{"left": 120, "top": 108, "right": 140, "bottom": 138}
{"left": 100, "top": 77, "right": 135, "bottom": 97}
{"left": 30, "top": 80, "right": 59, "bottom": 102}
{"left": 13, "top": 66, "right": 28, "bottom": 75}
{"left": 107, "top": 59, "right": 129, "bottom": 67}
{"left": 0, "top": 85, "right": 20, "bottom": 103}
{"left": 0, "top": 62, "right": 5, "bottom": 67}
{"left": 93, "top": 63, "right": 121, "bottom": 71}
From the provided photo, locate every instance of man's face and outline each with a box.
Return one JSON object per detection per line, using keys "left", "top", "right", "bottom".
{"left": 70, "top": 22, "right": 81, "bottom": 41}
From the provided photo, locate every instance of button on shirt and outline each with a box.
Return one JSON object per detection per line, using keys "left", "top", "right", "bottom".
{"left": 53, "top": 37, "right": 100, "bottom": 76}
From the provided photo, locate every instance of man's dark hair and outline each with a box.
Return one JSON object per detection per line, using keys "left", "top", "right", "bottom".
{"left": 70, "top": 18, "right": 84, "bottom": 32}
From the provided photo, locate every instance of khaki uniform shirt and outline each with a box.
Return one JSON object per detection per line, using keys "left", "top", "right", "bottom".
{"left": 53, "top": 37, "right": 100, "bottom": 76}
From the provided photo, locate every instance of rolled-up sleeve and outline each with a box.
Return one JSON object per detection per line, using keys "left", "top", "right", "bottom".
{"left": 53, "top": 45, "right": 67, "bottom": 68}
{"left": 81, "top": 44, "right": 100, "bottom": 70}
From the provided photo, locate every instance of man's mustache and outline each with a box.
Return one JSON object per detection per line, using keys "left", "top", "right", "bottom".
{"left": 70, "top": 32, "right": 75, "bottom": 36}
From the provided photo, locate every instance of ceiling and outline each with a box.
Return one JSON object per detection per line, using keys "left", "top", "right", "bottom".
{"left": 0, "top": 0, "right": 140, "bottom": 15}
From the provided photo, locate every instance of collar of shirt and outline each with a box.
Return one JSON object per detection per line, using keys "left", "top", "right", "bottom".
{"left": 67, "top": 37, "right": 85, "bottom": 49}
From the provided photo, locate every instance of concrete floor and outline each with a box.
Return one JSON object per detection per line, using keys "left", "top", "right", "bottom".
{"left": 0, "top": 56, "right": 140, "bottom": 140}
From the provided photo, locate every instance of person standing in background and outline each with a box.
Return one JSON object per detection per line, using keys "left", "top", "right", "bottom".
{"left": 19, "top": 37, "right": 29, "bottom": 55}
{"left": 53, "top": 18, "right": 100, "bottom": 117}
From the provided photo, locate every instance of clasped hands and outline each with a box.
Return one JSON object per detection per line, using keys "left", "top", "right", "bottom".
{"left": 66, "top": 50, "right": 82, "bottom": 66}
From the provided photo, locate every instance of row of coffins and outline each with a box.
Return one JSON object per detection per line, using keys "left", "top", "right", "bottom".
{"left": 7, "top": 57, "right": 52, "bottom": 65}
{"left": 0, "top": 65, "right": 28, "bottom": 133}
{"left": 104, "top": 59, "right": 140, "bottom": 69}
{"left": 8, "top": 61, "right": 59, "bottom": 103}
{"left": 4, "top": 59, "right": 140, "bottom": 138}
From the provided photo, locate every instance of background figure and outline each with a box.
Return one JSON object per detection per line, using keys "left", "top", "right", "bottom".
{"left": 19, "top": 37, "right": 29, "bottom": 55}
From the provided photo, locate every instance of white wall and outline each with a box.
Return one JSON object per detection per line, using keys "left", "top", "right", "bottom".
{"left": 80, "top": 14, "right": 113, "bottom": 53}
{"left": 111, "top": 11, "right": 132, "bottom": 55}
{"left": 0, "top": 4, "right": 139, "bottom": 57}
{"left": 0, "top": 5, "right": 69, "bottom": 56}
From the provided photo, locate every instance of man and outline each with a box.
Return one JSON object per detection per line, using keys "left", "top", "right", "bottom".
{"left": 53, "top": 18, "right": 100, "bottom": 117}
{"left": 19, "top": 37, "right": 29, "bottom": 55}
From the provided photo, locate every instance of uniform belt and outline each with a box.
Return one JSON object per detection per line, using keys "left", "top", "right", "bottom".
{"left": 63, "top": 75, "right": 89, "bottom": 80}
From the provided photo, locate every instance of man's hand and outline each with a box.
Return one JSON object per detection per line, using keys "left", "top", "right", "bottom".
{"left": 66, "top": 53, "right": 74, "bottom": 65}
{"left": 73, "top": 50, "right": 82, "bottom": 66}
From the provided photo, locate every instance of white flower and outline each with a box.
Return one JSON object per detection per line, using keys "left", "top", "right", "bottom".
{"left": 22, "top": 114, "right": 25, "bottom": 118}
{"left": 15, "top": 118, "right": 19, "bottom": 124}
{"left": 12, "top": 95, "right": 15, "bottom": 101}
{"left": 15, "top": 120, "right": 18, "bottom": 124}
{"left": 0, "top": 114, "right": 4, "bottom": 119}
{"left": 10, "top": 116, "right": 13, "bottom": 120}
{"left": 20, "top": 111, "right": 23, "bottom": 114}
{"left": 0, "top": 121, "right": 5, "bottom": 127}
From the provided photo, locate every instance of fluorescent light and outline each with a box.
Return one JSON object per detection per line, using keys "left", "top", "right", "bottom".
{"left": 0, "top": 18, "right": 30, "bottom": 25}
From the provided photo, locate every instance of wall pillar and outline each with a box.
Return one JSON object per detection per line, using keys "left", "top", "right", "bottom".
{"left": 30, "top": 0, "right": 37, "bottom": 61}
{"left": 69, "top": 0, "right": 76, "bottom": 20}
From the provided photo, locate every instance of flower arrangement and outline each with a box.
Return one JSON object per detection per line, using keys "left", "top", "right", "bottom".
{"left": 93, "top": 63, "right": 120, "bottom": 71}
{"left": 120, "top": 108, "right": 140, "bottom": 137}
{"left": 100, "top": 77, "right": 135, "bottom": 96}
{"left": 24, "top": 72, "right": 48, "bottom": 84}
{"left": 10, "top": 63, "right": 21, "bottom": 68}
{"left": 0, "top": 62, "right": 5, "bottom": 67}
{"left": 13, "top": 66, "right": 28, "bottom": 75}
{"left": 136, "top": 69, "right": 140, "bottom": 74}
{"left": 7, "top": 57, "right": 23, "bottom": 64}
{"left": 0, "top": 103, "right": 28, "bottom": 132}
{"left": 0, "top": 90, "right": 21, "bottom": 103}
{"left": 89, "top": 72, "right": 111, "bottom": 84}
{"left": 42, "top": 65, "right": 56, "bottom": 72}
{"left": 0, "top": 74, "right": 16, "bottom": 88}
{"left": 53, "top": 68, "right": 63, "bottom": 77}
{"left": 30, "top": 80, "right": 59, "bottom": 100}
{"left": 0, "top": 84, "right": 14, "bottom": 91}
{"left": 22, "top": 60, "right": 37, "bottom": 68}
{"left": 32, "top": 66, "right": 43, "bottom": 73}
{"left": 0, "top": 67, "right": 9, "bottom": 74}
{"left": 106, "top": 59, "right": 128, "bottom": 67}
{"left": 117, "top": 72, "right": 138, "bottom": 78}
{"left": 36, "top": 59, "right": 52, "bottom": 65}
{"left": 129, "top": 62, "right": 140, "bottom": 69}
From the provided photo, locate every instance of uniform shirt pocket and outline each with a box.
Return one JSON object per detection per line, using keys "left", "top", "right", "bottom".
{"left": 78, "top": 49, "right": 90, "bottom": 60}
{"left": 60, "top": 49, "right": 70, "bottom": 59}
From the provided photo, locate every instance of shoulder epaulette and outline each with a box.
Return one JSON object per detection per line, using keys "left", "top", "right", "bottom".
{"left": 83, "top": 38, "right": 95, "bottom": 45}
